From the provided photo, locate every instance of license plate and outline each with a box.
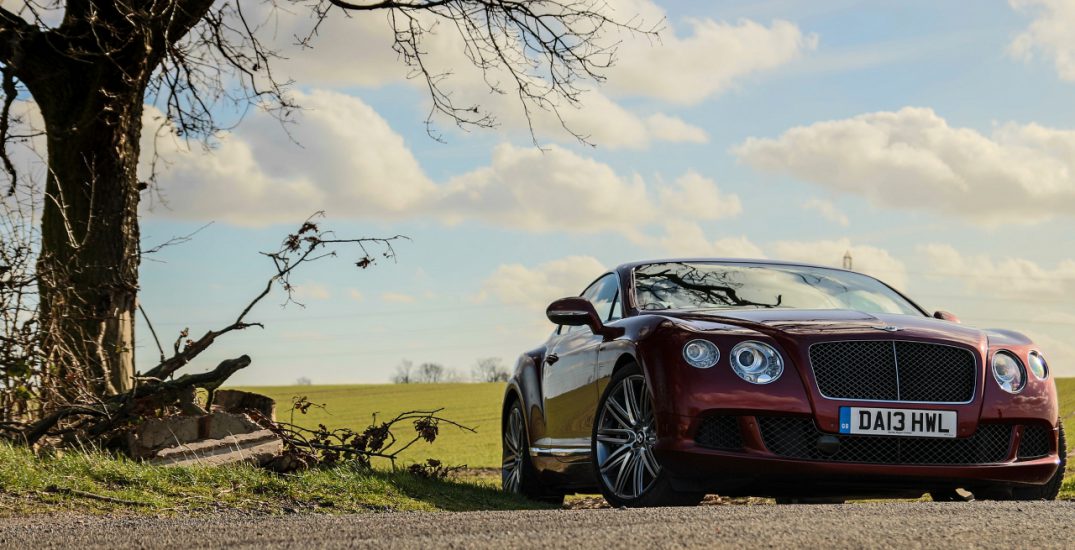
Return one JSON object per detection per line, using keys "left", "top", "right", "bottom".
{"left": 839, "top": 407, "right": 957, "bottom": 439}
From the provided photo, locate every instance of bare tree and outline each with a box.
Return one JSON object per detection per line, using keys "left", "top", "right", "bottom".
{"left": 295, "top": 376, "right": 312, "bottom": 386}
{"left": 415, "top": 362, "right": 447, "bottom": 383}
{"left": 391, "top": 359, "right": 415, "bottom": 384}
{"left": 472, "top": 357, "right": 509, "bottom": 382}
{"left": 0, "top": 1, "right": 654, "bottom": 398}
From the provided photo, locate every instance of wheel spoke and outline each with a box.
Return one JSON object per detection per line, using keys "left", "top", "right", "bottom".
{"left": 596, "top": 428, "right": 633, "bottom": 444}
{"left": 633, "top": 450, "right": 646, "bottom": 496}
{"left": 599, "top": 443, "right": 631, "bottom": 473}
{"left": 508, "top": 465, "right": 520, "bottom": 492}
{"left": 622, "top": 380, "right": 639, "bottom": 424}
{"left": 640, "top": 447, "right": 660, "bottom": 478}
{"left": 605, "top": 396, "right": 633, "bottom": 429}
{"left": 613, "top": 451, "right": 635, "bottom": 496}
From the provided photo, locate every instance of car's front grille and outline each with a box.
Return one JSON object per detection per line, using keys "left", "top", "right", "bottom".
{"left": 1017, "top": 425, "right": 1052, "bottom": 459}
{"left": 758, "top": 416, "right": 1011, "bottom": 465}
{"left": 694, "top": 415, "right": 742, "bottom": 450}
{"left": 810, "top": 341, "right": 976, "bottom": 403}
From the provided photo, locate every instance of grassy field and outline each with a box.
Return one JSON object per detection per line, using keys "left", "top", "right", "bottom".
{"left": 241, "top": 379, "right": 1075, "bottom": 475}
{"left": 236, "top": 383, "right": 507, "bottom": 469}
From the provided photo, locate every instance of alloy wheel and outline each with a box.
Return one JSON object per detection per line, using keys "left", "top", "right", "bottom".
{"left": 595, "top": 373, "right": 660, "bottom": 500}
{"left": 502, "top": 406, "right": 525, "bottom": 493}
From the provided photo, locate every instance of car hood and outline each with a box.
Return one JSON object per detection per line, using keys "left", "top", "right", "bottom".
{"left": 659, "top": 308, "right": 1024, "bottom": 349}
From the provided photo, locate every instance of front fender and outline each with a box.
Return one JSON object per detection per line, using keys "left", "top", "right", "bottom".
{"left": 504, "top": 347, "right": 548, "bottom": 443}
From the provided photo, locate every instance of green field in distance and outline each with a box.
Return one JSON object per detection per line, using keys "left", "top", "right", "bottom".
{"left": 238, "top": 378, "right": 1075, "bottom": 472}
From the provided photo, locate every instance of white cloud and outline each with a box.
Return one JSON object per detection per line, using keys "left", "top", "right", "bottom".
{"left": 920, "top": 244, "right": 1075, "bottom": 298}
{"left": 381, "top": 292, "right": 417, "bottom": 304}
{"left": 656, "top": 171, "right": 742, "bottom": 220}
{"left": 1009, "top": 0, "right": 1075, "bottom": 81}
{"left": 292, "top": 283, "right": 331, "bottom": 301}
{"left": 435, "top": 143, "right": 652, "bottom": 235}
{"left": 802, "top": 198, "right": 849, "bottom": 227}
{"left": 145, "top": 97, "right": 740, "bottom": 233}
{"left": 141, "top": 89, "right": 434, "bottom": 225}
{"left": 769, "top": 238, "right": 908, "bottom": 290}
{"left": 645, "top": 114, "right": 709, "bottom": 144}
{"left": 607, "top": 11, "right": 818, "bottom": 104}
{"left": 480, "top": 256, "right": 606, "bottom": 312}
{"left": 347, "top": 289, "right": 365, "bottom": 302}
{"left": 655, "top": 221, "right": 765, "bottom": 258}
{"left": 260, "top": 2, "right": 808, "bottom": 147}
{"left": 734, "top": 107, "right": 1075, "bottom": 223}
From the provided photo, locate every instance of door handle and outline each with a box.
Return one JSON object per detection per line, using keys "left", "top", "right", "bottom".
{"left": 545, "top": 354, "right": 559, "bottom": 365}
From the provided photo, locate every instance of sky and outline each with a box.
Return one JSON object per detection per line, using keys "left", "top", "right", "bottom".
{"left": 34, "top": 0, "right": 1075, "bottom": 384}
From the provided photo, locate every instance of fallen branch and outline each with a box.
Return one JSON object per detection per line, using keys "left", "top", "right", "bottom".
{"left": 257, "top": 407, "right": 476, "bottom": 470}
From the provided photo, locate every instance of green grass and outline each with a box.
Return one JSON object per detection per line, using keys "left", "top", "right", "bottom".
{"left": 236, "top": 383, "right": 506, "bottom": 469}
{"left": 0, "top": 443, "right": 547, "bottom": 517}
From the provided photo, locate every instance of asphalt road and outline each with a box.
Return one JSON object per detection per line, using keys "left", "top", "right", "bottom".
{"left": 3, "top": 501, "right": 1074, "bottom": 549}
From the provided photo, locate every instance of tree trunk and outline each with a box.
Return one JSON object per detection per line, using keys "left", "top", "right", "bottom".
{"left": 30, "top": 63, "right": 144, "bottom": 397}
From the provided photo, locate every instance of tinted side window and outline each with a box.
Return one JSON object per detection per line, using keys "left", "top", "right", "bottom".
{"left": 590, "top": 274, "right": 619, "bottom": 322}
{"left": 564, "top": 273, "right": 619, "bottom": 334}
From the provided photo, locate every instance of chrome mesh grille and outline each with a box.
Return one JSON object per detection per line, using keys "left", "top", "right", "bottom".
{"left": 758, "top": 416, "right": 1011, "bottom": 465}
{"left": 810, "top": 341, "right": 976, "bottom": 403}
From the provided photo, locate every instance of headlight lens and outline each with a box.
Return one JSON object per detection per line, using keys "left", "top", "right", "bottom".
{"left": 683, "top": 339, "right": 720, "bottom": 369}
{"left": 729, "top": 341, "right": 783, "bottom": 384}
{"left": 1028, "top": 351, "right": 1049, "bottom": 380}
{"left": 991, "top": 351, "right": 1026, "bottom": 393}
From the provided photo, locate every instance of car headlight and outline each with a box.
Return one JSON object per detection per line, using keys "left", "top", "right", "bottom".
{"left": 1028, "top": 351, "right": 1049, "bottom": 380}
{"left": 991, "top": 351, "right": 1026, "bottom": 393}
{"left": 683, "top": 339, "right": 720, "bottom": 369}
{"left": 729, "top": 341, "right": 783, "bottom": 384}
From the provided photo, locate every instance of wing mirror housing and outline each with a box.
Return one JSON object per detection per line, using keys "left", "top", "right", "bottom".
{"left": 933, "top": 310, "right": 961, "bottom": 323}
{"left": 546, "top": 297, "right": 624, "bottom": 339}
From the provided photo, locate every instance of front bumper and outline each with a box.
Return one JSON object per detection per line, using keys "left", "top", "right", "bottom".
{"left": 653, "top": 413, "right": 1061, "bottom": 497}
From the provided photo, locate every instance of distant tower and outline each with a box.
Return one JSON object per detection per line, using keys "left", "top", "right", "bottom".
{"left": 843, "top": 250, "right": 853, "bottom": 270}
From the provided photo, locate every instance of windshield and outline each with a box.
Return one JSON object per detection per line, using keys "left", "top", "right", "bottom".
{"left": 632, "top": 262, "right": 922, "bottom": 316}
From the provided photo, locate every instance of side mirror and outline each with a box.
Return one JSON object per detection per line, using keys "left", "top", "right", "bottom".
{"left": 546, "top": 297, "right": 622, "bottom": 339}
{"left": 933, "top": 310, "right": 961, "bottom": 323}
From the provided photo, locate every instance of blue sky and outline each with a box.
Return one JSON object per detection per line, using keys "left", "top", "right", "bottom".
{"left": 123, "top": 0, "right": 1075, "bottom": 383}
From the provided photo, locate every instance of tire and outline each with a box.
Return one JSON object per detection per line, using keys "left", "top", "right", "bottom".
{"left": 974, "top": 420, "right": 1067, "bottom": 501}
{"left": 502, "top": 399, "right": 565, "bottom": 505}
{"left": 591, "top": 362, "right": 704, "bottom": 508}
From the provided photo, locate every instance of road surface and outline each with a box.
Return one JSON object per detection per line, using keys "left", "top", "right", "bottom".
{"left": 2, "top": 501, "right": 1073, "bottom": 549}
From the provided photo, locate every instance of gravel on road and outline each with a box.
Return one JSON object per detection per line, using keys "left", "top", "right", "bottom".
{"left": 2, "top": 501, "right": 1073, "bottom": 549}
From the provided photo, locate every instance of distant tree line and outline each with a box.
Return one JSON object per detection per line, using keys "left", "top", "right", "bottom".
{"left": 392, "top": 357, "right": 510, "bottom": 384}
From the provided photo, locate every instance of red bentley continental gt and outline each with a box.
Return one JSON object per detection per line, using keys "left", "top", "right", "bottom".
{"left": 500, "top": 260, "right": 1065, "bottom": 506}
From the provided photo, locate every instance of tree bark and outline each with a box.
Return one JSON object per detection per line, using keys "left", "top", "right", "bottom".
{"left": 26, "top": 49, "right": 145, "bottom": 396}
